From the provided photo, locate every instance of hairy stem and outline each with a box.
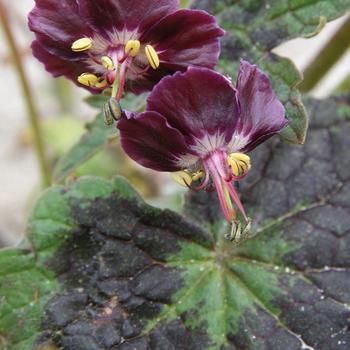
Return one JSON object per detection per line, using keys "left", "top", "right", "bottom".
{"left": 0, "top": 2, "right": 51, "bottom": 187}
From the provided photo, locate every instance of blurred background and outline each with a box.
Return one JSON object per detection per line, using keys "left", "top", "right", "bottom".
{"left": 0, "top": 0, "right": 349, "bottom": 247}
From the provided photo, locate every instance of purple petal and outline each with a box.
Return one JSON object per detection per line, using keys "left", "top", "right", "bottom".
{"left": 147, "top": 67, "right": 239, "bottom": 144}
{"left": 78, "top": 0, "right": 179, "bottom": 35}
{"left": 31, "top": 41, "right": 95, "bottom": 92}
{"left": 235, "top": 60, "right": 288, "bottom": 152}
{"left": 28, "top": 0, "right": 91, "bottom": 60}
{"left": 141, "top": 9, "right": 224, "bottom": 70}
{"left": 118, "top": 111, "right": 195, "bottom": 172}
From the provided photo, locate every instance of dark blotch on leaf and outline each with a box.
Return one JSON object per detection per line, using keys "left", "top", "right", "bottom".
{"left": 38, "top": 189, "right": 210, "bottom": 349}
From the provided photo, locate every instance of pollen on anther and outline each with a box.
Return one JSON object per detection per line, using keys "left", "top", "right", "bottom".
{"left": 101, "top": 56, "right": 115, "bottom": 71}
{"left": 228, "top": 153, "right": 251, "bottom": 177}
{"left": 192, "top": 170, "right": 205, "bottom": 182}
{"left": 125, "top": 40, "right": 141, "bottom": 57}
{"left": 77, "top": 73, "right": 99, "bottom": 87}
{"left": 145, "top": 45, "right": 160, "bottom": 70}
{"left": 71, "top": 37, "right": 93, "bottom": 52}
{"left": 171, "top": 171, "right": 192, "bottom": 187}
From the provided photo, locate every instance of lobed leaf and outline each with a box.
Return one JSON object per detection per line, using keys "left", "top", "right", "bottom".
{"left": 1, "top": 94, "right": 350, "bottom": 349}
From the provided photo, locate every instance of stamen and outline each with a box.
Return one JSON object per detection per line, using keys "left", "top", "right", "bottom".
{"left": 228, "top": 153, "right": 251, "bottom": 177}
{"left": 77, "top": 73, "right": 99, "bottom": 87}
{"left": 71, "top": 37, "right": 93, "bottom": 52}
{"left": 103, "top": 98, "right": 122, "bottom": 126}
{"left": 95, "top": 79, "right": 108, "bottom": 89}
{"left": 192, "top": 170, "right": 205, "bottom": 182}
{"left": 125, "top": 40, "right": 141, "bottom": 57}
{"left": 101, "top": 56, "right": 115, "bottom": 71}
{"left": 171, "top": 171, "right": 192, "bottom": 187}
{"left": 145, "top": 45, "right": 160, "bottom": 70}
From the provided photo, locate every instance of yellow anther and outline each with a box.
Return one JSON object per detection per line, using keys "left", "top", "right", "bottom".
{"left": 171, "top": 171, "right": 192, "bottom": 187}
{"left": 228, "top": 153, "right": 251, "bottom": 177}
{"left": 95, "top": 79, "right": 108, "bottom": 89}
{"left": 192, "top": 170, "right": 205, "bottom": 182}
{"left": 145, "top": 45, "right": 160, "bottom": 70}
{"left": 71, "top": 37, "right": 93, "bottom": 52}
{"left": 77, "top": 73, "right": 99, "bottom": 87}
{"left": 125, "top": 40, "right": 141, "bottom": 57}
{"left": 101, "top": 56, "right": 115, "bottom": 71}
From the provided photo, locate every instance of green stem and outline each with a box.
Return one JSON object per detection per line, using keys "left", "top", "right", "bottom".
{"left": 111, "top": 66, "right": 120, "bottom": 98}
{"left": 0, "top": 2, "right": 51, "bottom": 187}
{"left": 300, "top": 15, "right": 350, "bottom": 93}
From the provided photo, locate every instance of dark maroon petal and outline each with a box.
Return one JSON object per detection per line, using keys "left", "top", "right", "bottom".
{"left": 141, "top": 9, "right": 224, "bottom": 70}
{"left": 141, "top": 10, "right": 224, "bottom": 72}
{"left": 127, "top": 9, "right": 224, "bottom": 94}
{"left": 118, "top": 111, "right": 195, "bottom": 172}
{"left": 146, "top": 67, "right": 239, "bottom": 144}
{"left": 125, "top": 67, "right": 171, "bottom": 95}
{"left": 28, "top": 0, "right": 91, "bottom": 60}
{"left": 235, "top": 60, "right": 288, "bottom": 152}
{"left": 32, "top": 41, "right": 96, "bottom": 93}
{"left": 78, "top": 0, "right": 178, "bottom": 35}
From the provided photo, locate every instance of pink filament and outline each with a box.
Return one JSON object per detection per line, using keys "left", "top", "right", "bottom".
{"left": 204, "top": 150, "right": 248, "bottom": 223}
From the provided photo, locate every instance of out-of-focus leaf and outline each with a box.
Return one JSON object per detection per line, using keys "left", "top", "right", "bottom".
{"left": 192, "top": 0, "right": 350, "bottom": 144}
{"left": 52, "top": 114, "right": 117, "bottom": 183}
{"left": 335, "top": 72, "right": 350, "bottom": 94}
{"left": 52, "top": 93, "right": 148, "bottom": 183}
{"left": 43, "top": 117, "right": 85, "bottom": 155}
{"left": 85, "top": 93, "right": 147, "bottom": 112}
{"left": 301, "top": 15, "right": 350, "bottom": 92}
{"left": 85, "top": 94, "right": 109, "bottom": 109}
{"left": 1, "top": 95, "right": 350, "bottom": 349}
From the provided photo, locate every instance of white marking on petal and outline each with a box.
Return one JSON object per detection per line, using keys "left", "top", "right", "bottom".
{"left": 227, "top": 132, "right": 250, "bottom": 153}
{"left": 175, "top": 153, "right": 200, "bottom": 169}
{"left": 190, "top": 132, "right": 228, "bottom": 156}
{"left": 84, "top": 29, "right": 140, "bottom": 74}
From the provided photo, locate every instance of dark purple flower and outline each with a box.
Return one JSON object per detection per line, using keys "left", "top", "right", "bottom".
{"left": 118, "top": 60, "right": 288, "bottom": 228}
{"left": 28, "top": 0, "right": 224, "bottom": 100}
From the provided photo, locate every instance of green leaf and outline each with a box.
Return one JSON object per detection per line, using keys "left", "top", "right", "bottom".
{"left": 52, "top": 114, "right": 117, "bottom": 183}
{"left": 1, "top": 94, "right": 350, "bottom": 349}
{"left": 85, "top": 92, "right": 147, "bottom": 112}
{"left": 52, "top": 93, "right": 148, "bottom": 183}
{"left": 192, "top": 0, "right": 350, "bottom": 144}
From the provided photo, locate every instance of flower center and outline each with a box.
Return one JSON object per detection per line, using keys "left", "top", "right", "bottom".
{"left": 70, "top": 37, "right": 160, "bottom": 99}
{"left": 171, "top": 151, "right": 252, "bottom": 239}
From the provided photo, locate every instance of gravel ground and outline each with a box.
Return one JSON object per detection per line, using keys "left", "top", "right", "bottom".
{"left": 0, "top": 0, "right": 349, "bottom": 247}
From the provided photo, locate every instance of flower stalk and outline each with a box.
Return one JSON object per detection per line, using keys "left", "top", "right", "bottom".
{"left": 0, "top": 2, "right": 51, "bottom": 187}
